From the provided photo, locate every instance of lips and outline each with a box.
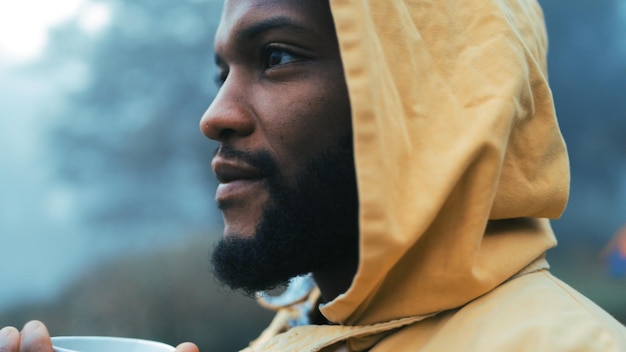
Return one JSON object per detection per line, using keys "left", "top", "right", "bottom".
{"left": 212, "top": 157, "right": 263, "bottom": 183}
{"left": 212, "top": 156, "right": 266, "bottom": 206}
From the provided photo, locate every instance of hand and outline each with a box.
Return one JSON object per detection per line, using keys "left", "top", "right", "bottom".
{"left": 0, "top": 321, "right": 199, "bottom": 352}
{"left": 175, "top": 342, "right": 200, "bottom": 352}
{"left": 0, "top": 320, "right": 53, "bottom": 352}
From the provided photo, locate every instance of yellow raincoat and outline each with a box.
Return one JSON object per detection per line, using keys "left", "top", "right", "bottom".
{"left": 244, "top": 0, "right": 626, "bottom": 350}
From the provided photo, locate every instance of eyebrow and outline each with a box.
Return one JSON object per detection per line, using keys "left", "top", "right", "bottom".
{"left": 214, "top": 16, "right": 314, "bottom": 67}
{"left": 236, "top": 16, "right": 313, "bottom": 42}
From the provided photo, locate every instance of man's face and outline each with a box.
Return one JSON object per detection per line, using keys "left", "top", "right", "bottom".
{"left": 200, "top": 0, "right": 358, "bottom": 294}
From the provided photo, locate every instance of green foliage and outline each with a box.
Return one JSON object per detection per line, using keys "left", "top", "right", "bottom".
{"left": 0, "top": 235, "right": 274, "bottom": 352}
{"left": 40, "top": 0, "right": 223, "bottom": 231}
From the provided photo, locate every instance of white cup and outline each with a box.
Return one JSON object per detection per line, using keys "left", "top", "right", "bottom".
{"left": 51, "top": 336, "right": 175, "bottom": 352}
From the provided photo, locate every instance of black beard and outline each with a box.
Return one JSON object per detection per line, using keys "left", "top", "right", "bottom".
{"left": 210, "top": 135, "right": 359, "bottom": 296}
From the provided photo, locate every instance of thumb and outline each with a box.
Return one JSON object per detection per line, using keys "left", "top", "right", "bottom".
{"left": 175, "top": 342, "right": 200, "bottom": 352}
{"left": 20, "top": 320, "right": 54, "bottom": 352}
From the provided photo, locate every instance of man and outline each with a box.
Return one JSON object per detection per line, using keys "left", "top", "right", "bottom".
{"left": 2, "top": 0, "right": 625, "bottom": 351}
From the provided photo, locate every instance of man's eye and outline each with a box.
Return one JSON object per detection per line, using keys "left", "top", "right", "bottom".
{"left": 213, "top": 68, "right": 229, "bottom": 88}
{"left": 263, "top": 48, "right": 300, "bottom": 68}
{"left": 214, "top": 71, "right": 228, "bottom": 87}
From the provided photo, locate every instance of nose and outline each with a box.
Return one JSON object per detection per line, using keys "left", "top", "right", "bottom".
{"left": 200, "top": 80, "right": 255, "bottom": 141}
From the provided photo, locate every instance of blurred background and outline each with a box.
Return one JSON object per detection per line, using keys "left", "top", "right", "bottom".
{"left": 0, "top": 0, "right": 624, "bottom": 351}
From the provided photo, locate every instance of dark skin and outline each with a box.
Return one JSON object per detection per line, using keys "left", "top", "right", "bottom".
{"left": 0, "top": 1, "right": 355, "bottom": 350}
{"left": 202, "top": 0, "right": 357, "bottom": 303}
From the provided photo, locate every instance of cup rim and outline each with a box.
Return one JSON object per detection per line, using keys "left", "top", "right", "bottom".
{"left": 51, "top": 336, "right": 175, "bottom": 352}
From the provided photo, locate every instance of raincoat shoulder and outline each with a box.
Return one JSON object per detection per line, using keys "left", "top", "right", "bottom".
{"left": 373, "top": 270, "right": 626, "bottom": 351}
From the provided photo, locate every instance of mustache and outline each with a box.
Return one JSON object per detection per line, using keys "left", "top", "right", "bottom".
{"left": 213, "top": 145, "right": 276, "bottom": 178}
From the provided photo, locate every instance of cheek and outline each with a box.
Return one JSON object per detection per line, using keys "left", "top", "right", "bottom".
{"left": 261, "top": 81, "right": 351, "bottom": 157}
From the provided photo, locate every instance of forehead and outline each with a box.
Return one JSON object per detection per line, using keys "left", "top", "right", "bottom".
{"left": 215, "top": 0, "right": 335, "bottom": 47}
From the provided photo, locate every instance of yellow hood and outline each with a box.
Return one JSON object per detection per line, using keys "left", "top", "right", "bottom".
{"left": 321, "top": 0, "right": 570, "bottom": 326}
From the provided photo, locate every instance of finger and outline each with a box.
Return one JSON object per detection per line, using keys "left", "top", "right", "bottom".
{"left": 19, "top": 321, "right": 53, "bottom": 352}
{"left": 174, "top": 342, "right": 200, "bottom": 352}
{"left": 0, "top": 326, "right": 21, "bottom": 351}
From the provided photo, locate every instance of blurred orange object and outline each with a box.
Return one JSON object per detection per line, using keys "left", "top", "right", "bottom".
{"left": 603, "top": 225, "right": 626, "bottom": 278}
